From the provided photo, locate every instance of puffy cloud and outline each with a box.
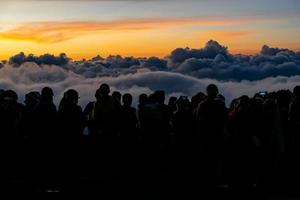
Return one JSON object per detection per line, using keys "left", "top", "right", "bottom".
{"left": 141, "top": 57, "right": 167, "bottom": 70}
{"left": 260, "top": 45, "right": 290, "bottom": 56}
{"left": 8, "top": 40, "right": 300, "bottom": 82}
{"left": 169, "top": 41, "right": 300, "bottom": 81}
{"left": 2, "top": 40, "right": 300, "bottom": 107}
{"left": 168, "top": 40, "right": 230, "bottom": 64}
{"left": 9, "top": 52, "right": 70, "bottom": 66}
{"left": 0, "top": 62, "right": 299, "bottom": 108}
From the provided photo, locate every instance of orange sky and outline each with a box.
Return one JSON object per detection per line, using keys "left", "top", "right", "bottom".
{"left": 1, "top": 0, "right": 300, "bottom": 60}
{"left": 0, "top": 17, "right": 299, "bottom": 60}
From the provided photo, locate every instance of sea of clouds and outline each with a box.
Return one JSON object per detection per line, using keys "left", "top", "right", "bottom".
{"left": 1, "top": 40, "right": 300, "bottom": 107}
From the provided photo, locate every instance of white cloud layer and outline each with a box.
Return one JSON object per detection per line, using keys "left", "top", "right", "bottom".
{"left": 1, "top": 40, "right": 300, "bottom": 107}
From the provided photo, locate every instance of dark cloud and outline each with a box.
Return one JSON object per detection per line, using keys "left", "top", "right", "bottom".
{"left": 9, "top": 52, "right": 70, "bottom": 66}
{"left": 169, "top": 40, "right": 300, "bottom": 81}
{"left": 0, "top": 62, "right": 299, "bottom": 107}
{"left": 3, "top": 40, "right": 300, "bottom": 107}
{"left": 169, "top": 40, "right": 231, "bottom": 63}
{"left": 8, "top": 40, "right": 300, "bottom": 82}
{"left": 141, "top": 57, "right": 167, "bottom": 70}
{"left": 260, "top": 45, "right": 291, "bottom": 56}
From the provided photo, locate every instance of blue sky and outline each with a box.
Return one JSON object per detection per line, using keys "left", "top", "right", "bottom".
{"left": 1, "top": 0, "right": 299, "bottom": 22}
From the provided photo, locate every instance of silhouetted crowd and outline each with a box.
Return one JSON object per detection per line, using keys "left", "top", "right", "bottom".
{"left": 0, "top": 84, "right": 300, "bottom": 191}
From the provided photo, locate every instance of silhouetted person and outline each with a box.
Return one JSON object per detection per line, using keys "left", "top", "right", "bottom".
{"left": 289, "top": 86, "right": 300, "bottom": 146}
{"left": 139, "top": 93, "right": 159, "bottom": 146}
{"left": 33, "top": 87, "right": 57, "bottom": 189}
{"left": 83, "top": 92, "right": 98, "bottom": 176}
{"left": 17, "top": 91, "right": 40, "bottom": 185}
{"left": 257, "top": 98, "right": 283, "bottom": 188}
{"left": 87, "top": 84, "right": 121, "bottom": 178}
{"left": 172, "top": 96, "right": 194, "bottom": 147}
{"left": 0, "top": 90, "right": 24, "bottom": 180}
{"left": 227, "top": 95, "right": 259, "bottom": 188}
{"left": 273, "top": 90, "right": 291, "bottom": 186}
{"left": 287, "top": 86, "right": 300, "bottom": 186}
{"left": 171, "top": 96, "right": 195, "bottom": 176}
{"left": 57, "top": 89, "right": 85, "bottom": 190}
{"left": 119, "top": 93, "right": 138, "bottom": 177}
{"left": 153, "top": 90, "right": 172, "bottom": 148}
{"left": 0, "top": 89, "right": 4, "bottom": 99}
{"left": 112, "top": 91, "right": 122, "bottom": 106}
{"left": 168, "top": 96, "right": 178, "bottom": 113}
{"left": 58, "top": 89, "right": 84, "bottom": 150}
{"left": 137, "top": 93, "right": 148, "bottom": 131}
{"left": 275, "top": 90, "right": 292, "bottom": 146}
{"left": 18, "top": 92, "right": 40, "bottom": 151}
{"left": 84, "top": 94, "right": 98, "bottom": 137}
{"left": 34, "top": 87, "right": 57, "bottom": 147}
{"left": 19, "top": 91, "right": 40, "bottom": 140}
{"left": 93, "top": 84, "right": 121, "bottom": 142}
{"left": 0, "top": 90, "right": 24, "bottom": 151}
{"left": 191, "top": 92, "right": 206, "bottom": 112}
{"left": 196, "top": 84, "right": 227, "bottom": 187}
{"left": 120, "top": 93, "right": 138, "bottom": 145}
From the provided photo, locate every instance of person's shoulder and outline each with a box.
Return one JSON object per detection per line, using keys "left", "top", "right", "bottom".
{"left": 197, "top": 99, "right": 208, "bottom": 110}
{"left": 74, "top": 104, "right": 83, "bottom": 112}
{"left": 294, "top": 97, "right": 300, "bottom": 104}
{"left": 130, "top": 107, "right": 137, "bottom": 112}
{"left": 86, "top": 101, "right": 95, "bottom": 107}
{"left": 50, "top": 102, "right": 57, "bottom": 110}
{"left": 17, "top": 102, "right": 25, "bottom": 111}
{"left": 107, "top": 96, "right": 118, "bottom": 105}
{"left": 107, "top": 96, "right": 115, "bottom": 102}
{"left": 290, "top": 98, "right": 300, "bottom": 108}
{"left": 34, "top": 102, "right": 44, "bottom": 110}
{"left": 215, "top": 100, "right": 226, "bottom": 107}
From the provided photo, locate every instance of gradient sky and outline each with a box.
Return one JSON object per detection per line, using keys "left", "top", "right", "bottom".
{"left": 0, "top": 0, "right": 299, "bottom": 60}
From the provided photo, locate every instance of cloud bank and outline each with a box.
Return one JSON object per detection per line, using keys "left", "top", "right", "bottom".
{"left": 1, "top": 40, "right": 300, "bottom": 107}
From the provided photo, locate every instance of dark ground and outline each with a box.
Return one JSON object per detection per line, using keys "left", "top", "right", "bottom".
{"left": 1, "top": 175, "right": 300, "bottom": 199}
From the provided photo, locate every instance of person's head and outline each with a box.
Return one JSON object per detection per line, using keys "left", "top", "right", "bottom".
{"left": 0, "top": 89, "right": 5, "bottom": 102}
{"left": 122, "top": 93, "right": 132, "bottom": 106}
{"left": 191, "top": 92, "right": 206, "bottom": 109}
{"left": 139, "top": 94, "right": 148, "bottom": 106}
{"left": 263, "top": 98, "right": 277, "bottom": 114}
{"left": 168, "top": 97, "right": 177, "bottom": 106}
{"left": 293, "top": 86, "right": 300, "bottom": 97}
{"left": 99, "top": 83, "right": 110, "bottom": 96}
{"left": 25, "top": 91, "right": 40, "bottom": 107}
{"left": 230, "top": 98, "right": 239, "bottom": 111}
{"left": 276, "top": 90, "right": 292, "bottom": 107}
{"left": 216, "top": 94, "right": 225, "bottom": 104}
{"left": 3, "top": 90, "right": 18, "bottom": 102}
{"left": 239, "top": 95, "right": 250, "bottom": 109}
{"left": 95, "top": 84, "right": 110, "bottom": 100}
{"left": 65, "top": 89, "right": 79, "bottom": 105}
{"left": 154, "top": 90, "right": 165, "bottom": 104}
{"left": 112, "top": 91, "right": 122, "bottom": 103}
{"left": 95, "top": 88, "right": 101, "bottom": 100}
{"left": 148, "top": 93, "right": 156, "bottom": 104}
{"left": 41, "top": 87, "right": 54, "bottom": 102}
{"left": 176, "top": 96, "right": 190, "bottom": 111}
{"left": 206, "top": 84, "right": 219, "bottom": 99}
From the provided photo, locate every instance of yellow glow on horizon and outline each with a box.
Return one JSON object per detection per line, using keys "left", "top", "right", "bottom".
{"left": 0, "top": 18, "right": 299, "bottom": 60}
